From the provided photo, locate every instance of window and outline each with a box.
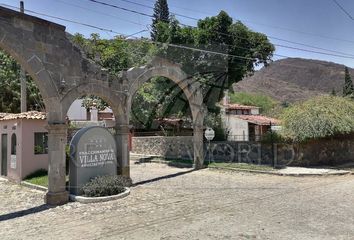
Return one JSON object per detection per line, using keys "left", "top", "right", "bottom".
{"left": 11, "top": 133, "right": 16, "bottom": 155}
{"left": 34, "top": 132, "right": 48, "bottom": 154}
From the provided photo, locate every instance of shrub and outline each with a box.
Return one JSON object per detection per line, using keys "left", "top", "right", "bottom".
{"left": 82, "top": 175, "right": 132, "bottom": 197}
{"left": 261, "top": 131, "right": 285, "bottom": 144}
{"left": 280, "top": 96, "right": 354, "bottom": 142}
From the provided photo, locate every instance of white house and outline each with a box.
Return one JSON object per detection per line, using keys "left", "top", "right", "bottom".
{"left": 222, "top": 103, "right": 280, "bottom": 141}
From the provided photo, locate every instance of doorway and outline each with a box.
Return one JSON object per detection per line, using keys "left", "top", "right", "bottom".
{"left": 1, "top": 134, "right": 7, "bottom": 176}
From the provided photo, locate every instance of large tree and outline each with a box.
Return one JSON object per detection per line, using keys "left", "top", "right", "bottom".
{"left": 151, "top": 0, "right": 170, "bottom": 41}
{"left": 71, "top": 11, "right": 274, "bottom": 130}
{"left": 343, "top": 67, "right": 354, "bottom": 97}
{"left": 153, "top": 11, "right": 275, "bottom": 113}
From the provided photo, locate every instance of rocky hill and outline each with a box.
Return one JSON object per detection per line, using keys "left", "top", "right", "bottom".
{"left": 233, "top": 58, "right": 354, "bottom": 103}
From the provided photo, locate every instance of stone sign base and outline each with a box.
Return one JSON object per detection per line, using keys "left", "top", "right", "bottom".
{"left": 69, "top": 187, "right": 130, "bottom": 204}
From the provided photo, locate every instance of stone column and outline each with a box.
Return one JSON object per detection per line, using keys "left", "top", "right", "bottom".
{"left": 193, "top": 125, "right": 205, "bottom": 169}
{"left": 45, "top": 124, "right": 69, "bottom": 205}
{"left": 115, "top": 124, "right": 130, "bottom": 177}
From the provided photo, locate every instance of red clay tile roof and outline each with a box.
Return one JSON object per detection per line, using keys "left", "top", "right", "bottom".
{"left": 224, "top": 104, "right": 260, "bottom": 110}
{"left": 0, "top": 111, "right": 47, "bottom": 121}
{"left": 234, "top": 115, "right": 280, "bottom": 126}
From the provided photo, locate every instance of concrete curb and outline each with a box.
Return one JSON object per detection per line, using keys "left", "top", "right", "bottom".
{"left": 21, "top": 181, "right": 48, "bottom": 192}
{"left": 69, "top": 187, "right": 130, "bottom": 204}
{"left": 208, "top": 166, "right": 351, "bottom": 177}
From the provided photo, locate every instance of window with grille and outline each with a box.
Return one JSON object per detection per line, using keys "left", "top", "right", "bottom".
{"left": 34, "top": 132, "right": 48, "bottom": 154}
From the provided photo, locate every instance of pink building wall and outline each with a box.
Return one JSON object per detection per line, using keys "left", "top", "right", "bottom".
{"left": 0, "top": 119, "right": 48, "bottom": 182}
{"left": 21, "top": 119, "right": 48, "bottom": 180}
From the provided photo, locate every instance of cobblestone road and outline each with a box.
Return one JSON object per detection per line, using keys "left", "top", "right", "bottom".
{"left": 0, "top": 163, "right": 354, "bottom": 240}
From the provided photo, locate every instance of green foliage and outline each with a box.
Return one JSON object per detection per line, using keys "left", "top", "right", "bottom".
{"left": 261, "top": 131, "right": 284, "bottom": 144}
{"left": 280, "top": 96, "right": 354, "bottom": 142}
{"left": 131, "top": 76, "right": 190, "bottom": 129}
{"left": 71, "top": 33, "right": 157, "bottom": 115}
{"left": 65, "top": 145, "right": 70, "bottom": 175}
{"left": 152, "top": 11, "right": 275, "bottom": 117}
{"left": 82, "top": 175, "right": 132, "bottom": 197}
{"left": 229, "top": 92, "right": 277, "bottom": 114}
{"left": 343, "top": 67, "right": 354, "bottom": 97}
{"left": 71, "top": 11, "right": 274, "bottom": 129}
{"left": 151, "top": 0, "right": 170, "bottom": 41}
{"left": 71, "top": 33, "right": 156, "bottom": 74}
{"left": 0, "top": 50, "right": 44, "bottom": 112}
{"left": 204, "top": 111, "right": 228, "bottom": 141}
{"left": 81, "top": 95, "right": 108, "bottom": 111}
{"left": 24, "top": 169, "right": 48, "bottom": 187}
{"left": 208, "top": 162, "right": 275, "bottom": 172}
{"left": 34, "top": 145, "right": 45, "bottom": 155}
{"left": 154, "top": 12, "right": 274, "bottom": 85}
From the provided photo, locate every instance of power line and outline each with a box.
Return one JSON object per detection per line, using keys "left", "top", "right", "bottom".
{"left": 0, "top": 3, "right": 145, "bottom": 39}
{"left": 2, "top": 3, "right": 354, "bottom": 66}
{"left": 332, "top": 0, "right": 354, "bottom": 20}
{"left": 275, "top": 44, "right": 354, "bottom": 59}
{"left": 112, "top": 0, "right": 354, "bottom": 45}
{"left": 268, "top": 36, "right": 354, "bottom": 57}
{"left": 0, "top": 3, "right": 266, "bottom": 62}
{"left": 114, "top": 0, "right": 200, "bottom": 21}
{"left": 87, "top": 0, "right": 153, "bottom": 18}
{"left": 85, "top": 0, "right": 354, "bottom": 59}
{"left": 56, "top": 0, "right": 147, "bottom": 27}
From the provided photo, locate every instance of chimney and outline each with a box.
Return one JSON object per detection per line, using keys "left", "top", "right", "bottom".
{"left": 20, "top": 1, "right": 24, "bottom": 13}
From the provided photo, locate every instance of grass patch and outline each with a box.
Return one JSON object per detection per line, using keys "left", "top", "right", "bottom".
{"left": 164, "top": 158, "right": 193, "bottom": 165}
{"left": 24, "top": 169, "right": 69, "bottom": 187}
{"left": 24, "top": 169, "right": 48, "bottom": 187}
{"left": 208, "top": 162, "right": 275, "bottom": 171}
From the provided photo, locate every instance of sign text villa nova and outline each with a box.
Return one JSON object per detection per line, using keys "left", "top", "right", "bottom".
{"left": 69, "top": 127, "right": 117, "bottom": 195}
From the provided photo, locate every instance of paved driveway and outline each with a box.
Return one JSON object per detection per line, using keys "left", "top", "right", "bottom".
{"left": 0, "top": 163, "right": 353, "bottom": 240}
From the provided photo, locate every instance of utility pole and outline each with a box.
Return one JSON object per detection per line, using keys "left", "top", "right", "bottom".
{"left": 20, "top": 1, "right": 27, "bottom": 113}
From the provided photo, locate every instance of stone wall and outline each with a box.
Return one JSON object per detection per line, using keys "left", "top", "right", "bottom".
{"left": 132, "top": 136, "right": 194, "bottom": 160}
{"left": 132, "top": 134, "right": 354, "bottom": 167}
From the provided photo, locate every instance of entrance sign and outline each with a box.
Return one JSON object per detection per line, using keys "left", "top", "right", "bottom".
{"left": 69, "top": 127, "right": 117, "bottom": 195}
{"left": 204, "top": 128, "right": 215, "bottom": 141}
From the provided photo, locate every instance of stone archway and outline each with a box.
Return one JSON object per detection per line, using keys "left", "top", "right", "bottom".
{"left": 124, "top": 58, "right": 205, "bottom": 169}
{"left": 0, "top": 6, "right": 205, "bottom": 205}
{"left": 0, "top": 7, "right": 128, "bottom": 205}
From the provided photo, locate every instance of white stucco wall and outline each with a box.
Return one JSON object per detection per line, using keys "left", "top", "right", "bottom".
{"left": 222, "top": 114, "right": 249, "bottom": 141}
{"left": 67, "top": 99, "right": 113, "bottom": 121}
{"left": 67, "top": 99, "right": 87, "bottom": 121}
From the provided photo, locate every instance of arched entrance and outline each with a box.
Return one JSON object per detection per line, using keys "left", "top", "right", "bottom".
{"left": 0, "top": 6, "right": 205, "bottom": 205}
{"left": 125, "top": 58, "right": 205, "bottom": 169}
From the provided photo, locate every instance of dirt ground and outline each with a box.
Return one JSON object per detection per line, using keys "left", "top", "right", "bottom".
{"left": 0, "top": 162, "right": 353, "bottom": 240}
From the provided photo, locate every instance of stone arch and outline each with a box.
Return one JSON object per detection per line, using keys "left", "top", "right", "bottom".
{"left": 0, "top": 7, "right": 206, "bottom": 205}
{"left": 125, "top": 59, "right": 205, "bottom": 168}
{"left": 0, "top": 39, "right": 59, "bottom": 111}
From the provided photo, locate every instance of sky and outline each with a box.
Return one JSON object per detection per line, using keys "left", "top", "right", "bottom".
{"left": 1, "top": 0, "right": 354, "bottom": 68}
